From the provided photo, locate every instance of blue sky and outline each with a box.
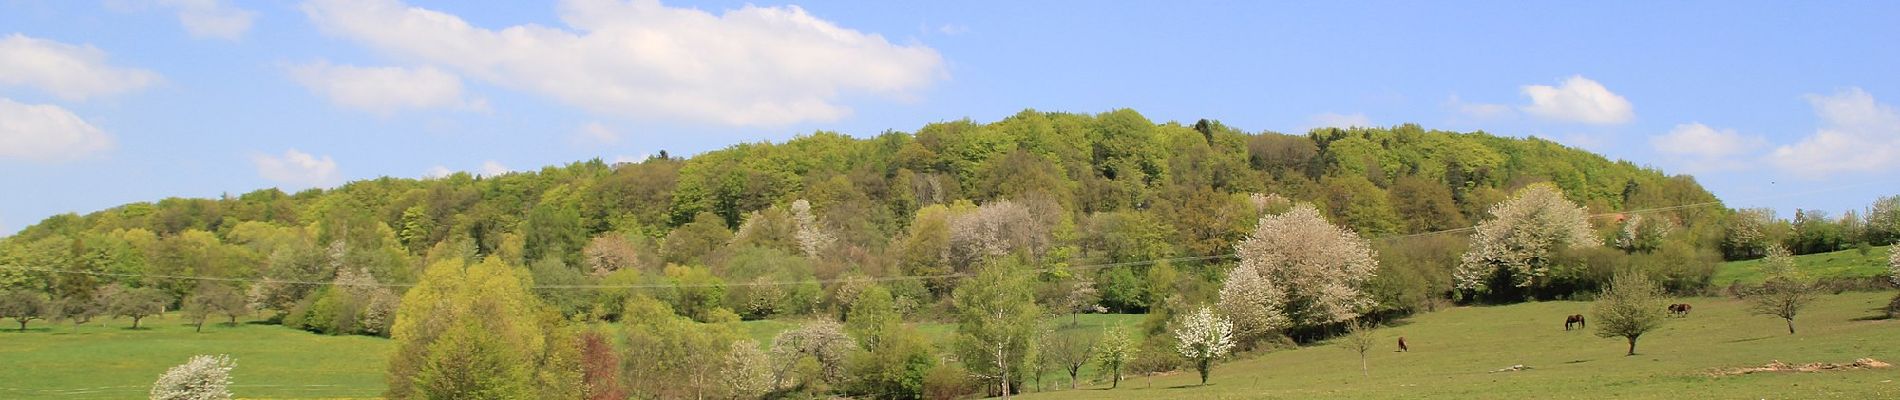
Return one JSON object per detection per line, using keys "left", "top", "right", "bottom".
{"left": 3, "top": 1, "right": 1898, "bottom": 235}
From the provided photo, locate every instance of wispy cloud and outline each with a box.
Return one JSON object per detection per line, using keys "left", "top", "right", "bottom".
{"left": 0, "top": 97, "right": 114, "bottom": 162}
{"left": 1769, "top": 87, "right": 1900, "bottom": 177}
{"left": 0, "top": 34, "right": 160, "bottom": 101}
{"left": 301, "top": 0, "right": 947, "bottom": 126}
{"left": 252, "top": 149, "right": 341, "bottom": 189}
{"left": 288, "top": 61, "right": 485, "bottom": 116}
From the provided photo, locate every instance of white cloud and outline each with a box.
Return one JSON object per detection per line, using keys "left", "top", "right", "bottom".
{"left": 1652, "top": 123, "right": 1766, "bottom": 158}
{"left": 1651, "top": 123, "right": 1766, "bottom": 173}
{"left": 937, "top": 24, "right": 969, "bottom": 35}
{"left": 1519, "top": 75, "right": 1634, "bottom": 124}
{"left": 1769, "top": 88, "right": 1900, "bottom": 177}
{"left": 423, "top": 165, "right": 453, "bottom": 179}
{"left": 1307, "top": 112, "right": 1372, "bottom": 130}
{"left": 288, "top": 62, "right": 484, "bottom": 115}
{"left": 1447, "top": 94, "right": 1512, "bottom": 119}
{"left": 299, "top": 0, "right": 946, "bottom": 126}
{"left": 158, "top": 0, "right": 256, "bottom": 40}
{"left": 479, "top": 160, "right": 510, "bottom": 177}
{"left": 575, "top": 121, "right": 621, "bottom": 145}
{"left": 252, "top": 149, "right": 341, "bottom": 188}
{"left": 0, "top": 97, "right": 115, "bottom": 162}
{"left": 0, "top": 34, "right": 161, "bottom": 101}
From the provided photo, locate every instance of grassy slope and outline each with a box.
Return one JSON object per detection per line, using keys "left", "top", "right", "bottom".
{"left": 1022, "top": 292, "right": 1900, "bottom": 399}
{"left": 1714, "top": 246, "right": 1893, "bottom": 285}
{"left": 0, "top": 315, "right": 389, "bottom": 399}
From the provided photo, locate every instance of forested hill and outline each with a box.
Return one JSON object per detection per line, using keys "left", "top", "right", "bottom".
{"left": 0, "top": 108, "right": 1725, "bottom": 320}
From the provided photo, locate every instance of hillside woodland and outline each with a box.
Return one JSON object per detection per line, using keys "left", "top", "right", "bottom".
{"left": 5, "top": 109, "right": 1899, "bottom": 399}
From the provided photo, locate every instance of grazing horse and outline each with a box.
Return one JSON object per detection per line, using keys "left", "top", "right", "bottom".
{"left": 1668, "top": 303, "right": 1693, "bottom": 317}
{"left": 1397, "top": 336, "right": 1409, "bottom": 352}
{"left": 1565, "top": 314, "right": 1587, "bottom": 331}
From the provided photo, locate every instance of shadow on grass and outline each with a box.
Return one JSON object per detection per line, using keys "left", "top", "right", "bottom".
{"left": 1725, "top": 335, "right": 1772, "bottom": 343}
{"left": 1166, "top": 384, "right": 1211, "bottom": 389}
{"left": 1564, "top": 359, "right": 1594, "bottom": 364}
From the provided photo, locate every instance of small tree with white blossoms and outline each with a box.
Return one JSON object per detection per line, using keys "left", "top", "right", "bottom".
{"left": 1888, "top": 244, "right": 1899, "bottom": 286}
{"left": 151, "top": 354, "right": 235, "bottom": 400}
{"left": 1173, "top": 306, "right": 1235, "bottom": 385}
{"left": 790, "top": 199, "right": 835, "bottom": 259}
{"left": 1455, "top": 183, "right": 1598, "bottom": 300}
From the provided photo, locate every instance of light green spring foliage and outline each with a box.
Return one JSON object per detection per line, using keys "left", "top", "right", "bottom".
{"left": 1749, "top": 245, "right": 1820, "bottom": 334}
{"left": 1091, "top": 327, "right": 1138, "bottom": 388}
{"left": 385, "top": 257, "right": 552, "bottom": 400}
{"left": 953, "top": 256, "right": 1043, "bottom": 397}
{"left": 1590, "top": 272, "right": 1666, "bottom": 355}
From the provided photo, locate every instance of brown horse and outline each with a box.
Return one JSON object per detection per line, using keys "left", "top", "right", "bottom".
{"left": 1397, "top": 336, "right": 1409, "bottom": 352}
{"left": 1565, "top": 314, "right": 1586, "bottom": 331}
{"left": 1668, "top": 303, "right": 1692, "bottom": 317}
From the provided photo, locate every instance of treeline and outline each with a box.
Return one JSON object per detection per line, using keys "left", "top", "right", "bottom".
{"left": 1721, "top": 200, "right": 1900, "bottom": 260}
{"left": 0, "top": 109, "right": 1746, "bottom": 329}
{"left": 22, "top": 108, "right": 1900, "bottom": 398}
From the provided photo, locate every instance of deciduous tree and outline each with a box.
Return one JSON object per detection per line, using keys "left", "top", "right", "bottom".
{"left": 953, "top": 256, "right": 1042, "bottom": 399}
{"left": 1091, "top": 327, "right": 1136, "bottom": 389}
{"left": 0, "top": 289, "right": 50, "bottom": 331}
{"left": 1749, "top": 246, "right": 1819, "bottom": 334}
{"left": 1456, "top": 183, "right": 1598, "bottom": 299}
{"left": 150, "top": 354, "right": 234, "bottom": 400}
{"left": 1591, "top": 272, "right": 1666, "bottom": 356}
{"left": 107, "top": 285, "right": 170, "bottom": 329}
{"left": 1173, "top": 306, "right": 1235, "bottom": 385}
{"left": 1232, "top": 204, "right": 1377, "bottom": 333}
{"left": 1043, "top": 329, "right": 1098, "bottom": 389}
{"left": 1338, "top": 321, "right": 1376, "bottom": 378}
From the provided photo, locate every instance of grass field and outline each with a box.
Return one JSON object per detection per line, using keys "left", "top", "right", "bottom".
{"left": 1714, "top": 246, "right": 1893, "bottom": 285}
{"left": 0, "top": 315, "right": 390, "bottom": 399}
{"left": 1020, "top": 291, "right": 1900, "bottom": 399}
{"left": 3, "top": 271, "right": 1894, "bottom": 399}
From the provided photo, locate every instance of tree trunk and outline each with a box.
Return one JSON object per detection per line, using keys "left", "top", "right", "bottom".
{"left": 1786, "top": 318, "right": 1795, "bottom": 335}
{"left": 1198, "top": 358, "right": 1211, "bottom": 385}
{"left": 194, "top": 320, "right": 203, "bottom": 333}
{"left": 1625, "top": 337, "right": 1637, "bottom": 356}
{"left": 131, "top": 316, "right": 143, "bottom": 329}
{"left": 1360, "top": 353, "right": 1369, "bottom": 378}
{"left": 17, "top": 320, "right": 25, "bottom": 332}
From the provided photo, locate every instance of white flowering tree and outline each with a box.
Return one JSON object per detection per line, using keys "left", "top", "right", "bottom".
{"left": 1228, "top": 204, "right": 1377, "bottom": 335}
{"left": 1888, "top": 245, "right": 1898, "bottom": 286}
{"left": 1217, "top": 262, "right": 1286, "bottom": 346}
{"left": 150, "top": 354, "right": 235, "bottom": 400}
{"left": 1454, "top": 183, "right": 1598, "bottom": 297}
{"left": 1173, "top": 306, "right": 1235, "bottom": 385}
{"left": 790, "top": 199, "right": 835, "bottom": 259}
{"left": 721, "top": 341, "right": 773, "bottom": 399}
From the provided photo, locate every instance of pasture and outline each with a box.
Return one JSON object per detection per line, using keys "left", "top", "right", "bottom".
{"left": 1022, "top": 291, "right": 1900, "bottom": 399}
{"left": 0, "top": 316, "right": 389, "bottom": 399}
{"left": 1715, "top": 247, "right": 1894, "bottom": 285}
